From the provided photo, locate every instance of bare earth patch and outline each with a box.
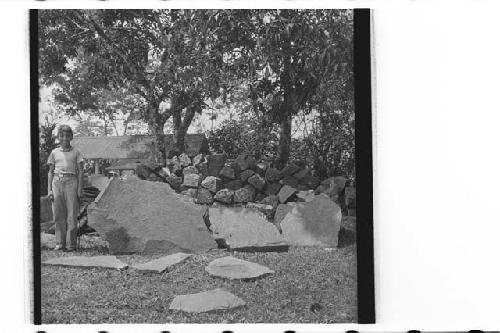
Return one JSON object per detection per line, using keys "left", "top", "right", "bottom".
{"left": 41, "top": 234, "right": 357, "bottom": 323}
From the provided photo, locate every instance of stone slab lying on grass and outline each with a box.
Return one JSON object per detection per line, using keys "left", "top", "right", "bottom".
{"left": 205, "top": 206, "right": 288, "bottom": 252}
{"left": 42, "top": 255, "right": 128, "bottom": 270}
{"left": 169, "top": 288, "right": 246, "bottom": 313}
{"left": 280, "top": 195, "right": 342, "bottom": 247}
{"left": 206, "top": 256, "right": 274, "bottom": 280}
{"left": 88, "top": 177, "right": 217, "bottom": 254}
{"left": 132, "top": 253, "right": 192, "bottom": 273}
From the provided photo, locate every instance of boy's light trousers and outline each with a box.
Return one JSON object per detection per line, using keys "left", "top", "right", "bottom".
{"left": 52, "top": 175, "right": 79, "bottom": 249}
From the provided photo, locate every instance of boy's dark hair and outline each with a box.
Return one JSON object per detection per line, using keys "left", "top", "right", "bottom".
{"left": 57, "top": 124, "right": 73, "bottom": 139}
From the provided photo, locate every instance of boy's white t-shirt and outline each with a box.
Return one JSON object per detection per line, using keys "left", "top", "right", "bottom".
{"left": 47, "top": 146, "right": 84, "bottom": 175}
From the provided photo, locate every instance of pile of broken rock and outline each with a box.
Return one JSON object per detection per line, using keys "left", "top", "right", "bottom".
{"left": 85, "top": 172, "right": 355, "bottom": 255}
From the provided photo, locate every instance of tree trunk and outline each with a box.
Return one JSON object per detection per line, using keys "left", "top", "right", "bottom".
{"left": 172, "top": 104, "right": 197, "bottom": 155}
{"left": 276, "top": 40, "right": 295, "bottom": 170}
{"left": 172, "top": 108, "right": 183, "bottom": 155}
{"left": 277, "top": 115, "right": 292, "bottom": 169}
{"left": 146, "top": 101, "right": 166, "bottom": 166}
{"left": 149, "top": 121, "right": 165, "bottom": 166}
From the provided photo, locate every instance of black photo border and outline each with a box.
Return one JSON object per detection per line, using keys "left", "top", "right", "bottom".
{"left": 354, "top": 8, "right": 375, "bottom": 324}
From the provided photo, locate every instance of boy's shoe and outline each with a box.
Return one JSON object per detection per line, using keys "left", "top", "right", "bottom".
{"left": 53, "top": 245, "right": 65, "bottom": 251}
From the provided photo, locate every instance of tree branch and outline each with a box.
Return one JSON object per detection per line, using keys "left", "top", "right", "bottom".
{"left": 76, "top": 11, "right": 152, "bottom": 92}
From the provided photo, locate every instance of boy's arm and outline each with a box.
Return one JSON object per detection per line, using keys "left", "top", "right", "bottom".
{"left": 77, "top": 161, "right": 84, "bottom": 199}
{"left": 48, "top": 164, "right": 54, "bottom": 200}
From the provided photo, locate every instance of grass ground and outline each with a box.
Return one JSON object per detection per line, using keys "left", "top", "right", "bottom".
{"left": 41, "top": 234, "right": 357, "bottom": 324}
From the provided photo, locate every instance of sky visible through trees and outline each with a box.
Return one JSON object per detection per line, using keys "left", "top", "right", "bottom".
{"left": 39, "top": 9, "right": 354, "bottom": 176}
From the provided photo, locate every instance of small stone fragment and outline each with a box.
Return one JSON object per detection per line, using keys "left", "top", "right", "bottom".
{"left": 260, "top": 194, "right": 279, "bottom": 208}
{"left": 219, "top": 166, "right": 236, "bottom": 180}
{"left": 169, "top": 288, "right": 246, "bottom": 313}
{"left": 280, "top": 176, "right": 299, "bottom": 188}
{"left": 280, "top": 163, "right": 300, "bottom": 178}
{"left": 183, "top": 166, "right": 199, "bottom": 176}
{"left": 240, "top": 169, "right": 255, "bottom": 182}
{"left": 205, "top": 256, "right": 274, "bottom": 280}
{"left": 265, "top": 167, "right": 281, "bottom": 182}
{"left": 132, "top": 253, "right": 192, "bottom": 273}
{"left": 179, "top": 153, "right": 192, "bottom": 167}
{"left": 214, "top": 188, "right": 234, "bottom": 204}
{"left": 42, "top": 255, "right": 128, "bottom": 270}
{"left": 224, "top": 179, "right": 242, "bottom": 191}
{"left": 195, "top": 188, "right": 214, "bottom": 205}
{"left": 183, "top": 173, "right": 201, "bottom": 188}
{"left": 248, "top": 174, "right": 266, "bottom": 190}
{"left": 278, "top": 185, "right": 297, "bottom": 203}
{"left": 201, "top": 176, "right": 223, "bottom": 194}
{"left": 192, "top": 153, "right": 205, "bottom": 166}
{"left": 265, "top": 182, "right": 282, "bottom": 196}
{"left": 234, "top": 186, "right": 254, "bottom": 203}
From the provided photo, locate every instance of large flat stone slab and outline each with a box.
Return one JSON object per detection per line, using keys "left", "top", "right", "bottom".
{"left": 206, "top": 256, "right": 274, "bottom": 280}
{"left": 88, "top": 177, "right": 217, "bottom": 254}
{"left": 169, "top": 288, "right": 245, "bottom": 313}
{"left": 42, "top": 255, "right": 128, "bottom": 270}
{"left": 205, "top": 206, "right": 288, "bottom": 252}
{"left": 132, "top": 253, "right": 192, "bottom": 273}
{"left": 280, "top": 195, "right": 342, "bottom": 247}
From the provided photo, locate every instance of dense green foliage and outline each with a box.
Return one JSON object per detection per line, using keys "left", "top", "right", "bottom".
{"left": 39, "top": 121, "right": 57, "bottom": 195}
{"left": 39, "top": 9, "right": 354, "bottom": 179}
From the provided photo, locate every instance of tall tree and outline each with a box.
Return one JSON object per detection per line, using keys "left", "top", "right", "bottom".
{"left": 231, "top": 9, "right": 353, "bottom": 168}
{"left": 39, "top": 9, "right": 231, "bottom": 164}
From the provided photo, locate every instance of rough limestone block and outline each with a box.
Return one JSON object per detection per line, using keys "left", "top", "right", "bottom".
{"left": 207, "top": 154, "right": 227, "bottom": 177}
{"left": 195, "top": 188, "right": 214, "bottom": 205}
{"left": 240, "top": 169, "right": 255, "bottom": 182}
{"left": 248, "top": 174, "right": 266, "bottom": 190}
{"left": 279, "top": 163, "right": 300, "bottom": 178}
{"left": 132, "top": 253, "right": 192, "bottom": 273}
{"left": 293, "top": 168, "right": 310, "bottom": 180}
{"left": 265, "top": 182, "right": 282, "bottom": 196}
{"left": 296, "top": 190, "right": 316, "bottom": 202}
{"left": 183, "top": 174, "right": 201, "bottom": 188}
{"left": 234, "top": 186, "right": 254, "bottom": 204}
{"left": 179, "top": 153, "right": 192, "bottom": 167}
{"left": 260, "top": 195, "right": 279, "bottom": 208}
{"left": 42, "top": 255, "right": 128, "bottom": 270}
{"left": 280, "top": 176, "right": 299, "bottom": 188}
{"left": 278, "top": 185, "right": 297, "bottom": 203}
{"left": 224, "top": 179, "right": 242, "bottom": 191}
{"left": 265, "top": 168, "right": 281, "bottom": 182}
{"left": 192, "top": 153, "right": 205, "bottom": 167}
{"left": 169, "top": 288, "right": 245, "bottom": 313}
{"left": 183, "top": 166, "right": 199, "bottom": 176}
{"left": 219, "top": 166, "right": 236, "bottom": 180}
{"left": 201, "top": 176, "right": 223, "bottom": 194}
{"left": 214, "top": 189, "right": 234, "bottom": 204}
{"left": 205, "top": 256, "right": 274, "bottom": 280}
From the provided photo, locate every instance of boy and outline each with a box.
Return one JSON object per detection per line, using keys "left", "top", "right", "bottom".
{"left": 47, "top": 125, "right": 84, "bottom": 251}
